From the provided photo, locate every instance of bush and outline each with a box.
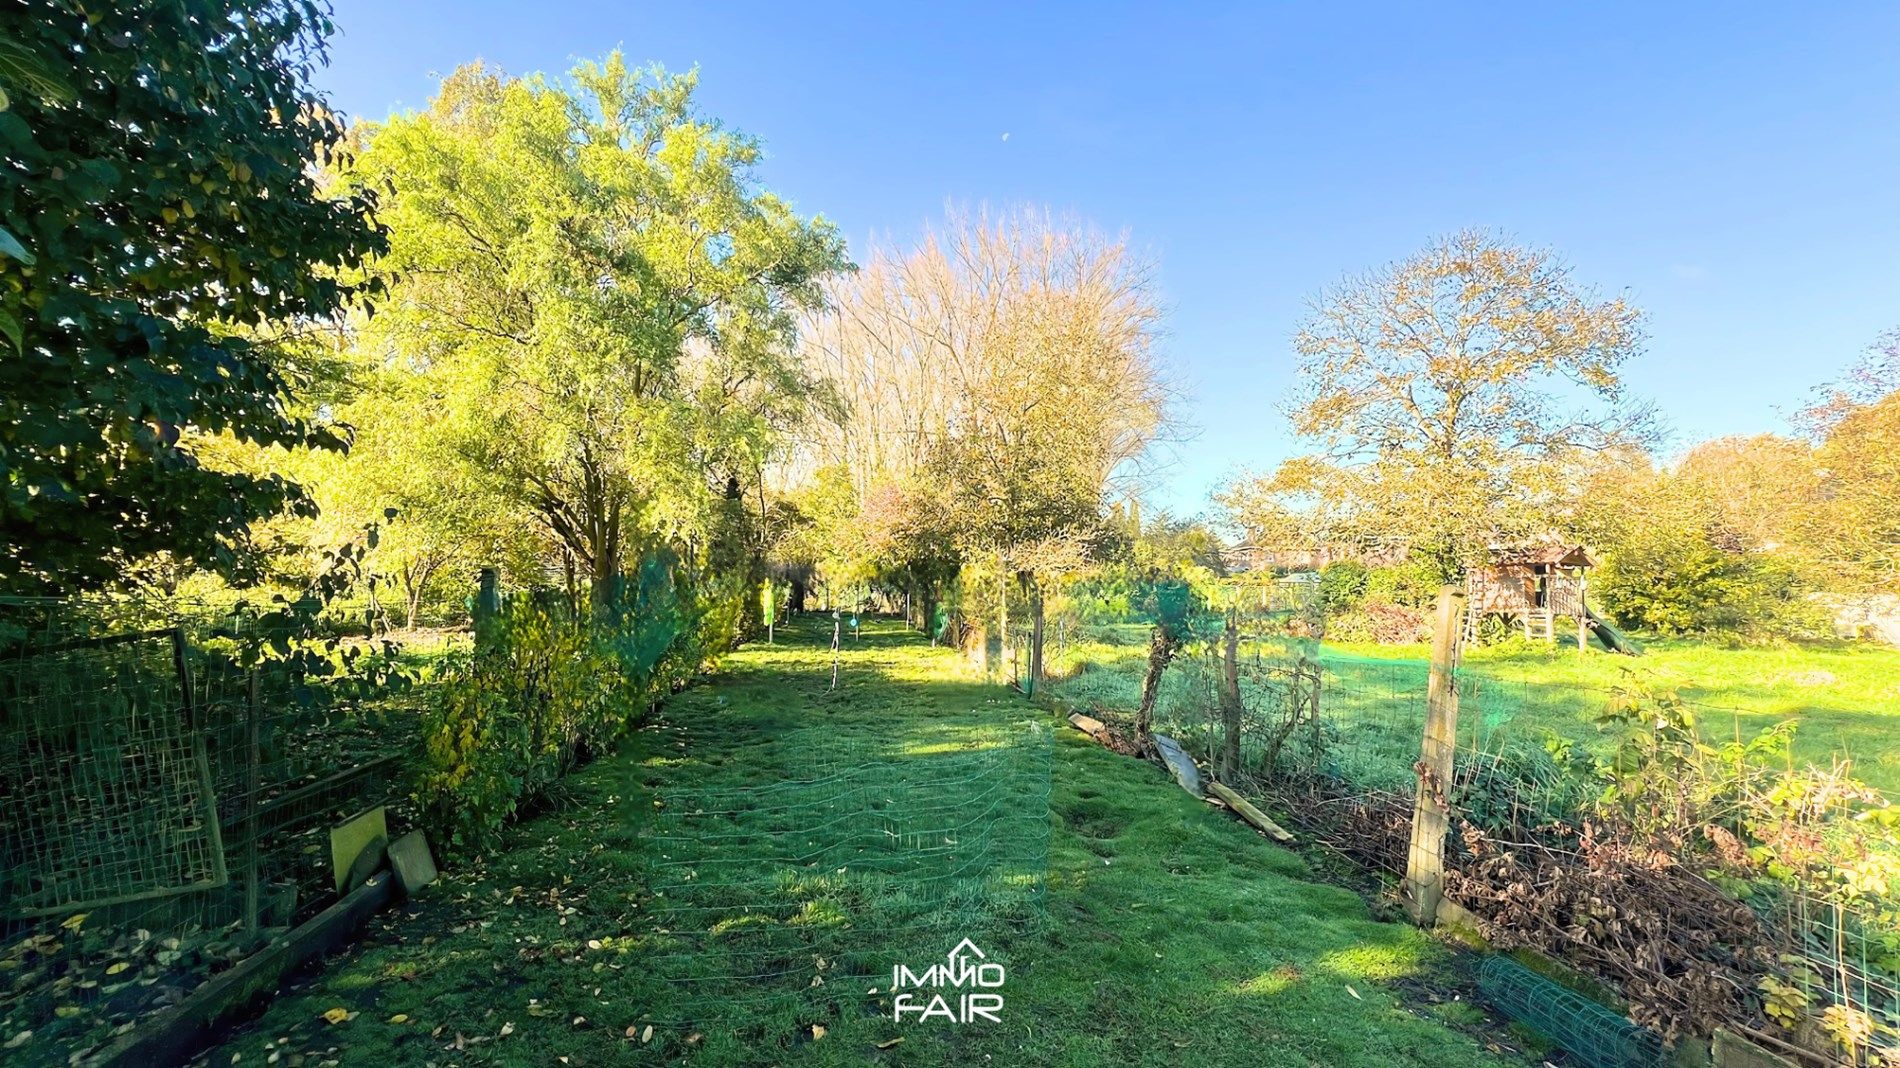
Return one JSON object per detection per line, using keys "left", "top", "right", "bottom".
{"left": 1326, "top": 601, "right": 1431, "bottom": 644}
{"left": 1316, "top": 561, "right": 1369, "bottom": 616}
{"left": 417, "top": 596, "right": 631, "bottom": 851}
{"left": 1364, "top": 560, "right": 1443, "bottom": 608}
{"left": 416, "top": 554, "right": 704, "bottom": 853}
{"left": 1596, "top": 526, "right": 1824, "bottom": 640}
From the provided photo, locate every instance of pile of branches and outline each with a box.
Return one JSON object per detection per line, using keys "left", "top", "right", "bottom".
{"left": 1249, "top": 774, "right": 1413, "bottom": 875}
{"left": 1444, "top": 819, "right": 1775, "bottom": 1043}
{"left": 1258, "top": 767, "right": 1780, "bottom": 1043}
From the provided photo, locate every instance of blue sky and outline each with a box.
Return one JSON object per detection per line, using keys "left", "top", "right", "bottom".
{"left": 314, "top": 2, "right": 1900, "bottom": 516}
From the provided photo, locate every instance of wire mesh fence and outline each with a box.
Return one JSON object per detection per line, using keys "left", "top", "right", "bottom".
{"left": 0, "top": 596, "right": 421, "bottom": 1064}
{"left": 1015, "top": 583, "right": 1900, "bottom": 1064}
{"left": 633, "top": 723, "right": 1052, "bottom": 1039}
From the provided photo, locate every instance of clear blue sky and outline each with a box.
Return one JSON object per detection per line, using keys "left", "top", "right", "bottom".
{"left": 314, "top": 1, "right": 1900, "bottom": 516}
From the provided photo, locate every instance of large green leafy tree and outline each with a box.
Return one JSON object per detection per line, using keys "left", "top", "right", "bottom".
{"left": 0, "top": 1, "right": 386, "bottom": 593}
{"left": 348, "top": 58, "right": 845, "bottom": 604}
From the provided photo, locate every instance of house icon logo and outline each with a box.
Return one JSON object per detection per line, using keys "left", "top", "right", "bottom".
{"left": 891, "top": 938, "right": 1006, "bottom": 1023}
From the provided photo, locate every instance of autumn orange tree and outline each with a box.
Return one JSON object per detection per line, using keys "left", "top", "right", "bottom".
{"left": 801, "top": 210, "right": 1169, "bottom": 650}
{"left": 1801, "top": 334, "right": 1900, "bottom": 596}
{"left": 1229, "top": 230, "right": 1654, "bottom": 578}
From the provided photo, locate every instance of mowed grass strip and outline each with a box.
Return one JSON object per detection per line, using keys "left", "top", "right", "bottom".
{"left": 200, "top": 619, "right": 1529, "bottom": 1067}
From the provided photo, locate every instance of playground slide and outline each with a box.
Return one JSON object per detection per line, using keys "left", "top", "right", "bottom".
{"left": 1582, "top": 602, "right": 1643, "bottom": 656}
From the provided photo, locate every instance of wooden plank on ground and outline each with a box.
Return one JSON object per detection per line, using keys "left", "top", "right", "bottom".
{"left": 1067, "top": 712, "right": 1107, "bottom": 740}
{"left": 1206, "top": 781, "right": 1296, "bottom": 843}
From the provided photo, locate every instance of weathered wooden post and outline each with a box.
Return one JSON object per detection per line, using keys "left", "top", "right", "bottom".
{"left": 829, "top": 609, "right": 842, "bottom": 690}
{"left": 1305, "top": 655, "right": 1324, "bottom": 774}
{"left": 1405, "top": 583, "right": 1465, "bottom": 925}
{"left": 1576, "top": 569, "right": 1588, "bottom": 655}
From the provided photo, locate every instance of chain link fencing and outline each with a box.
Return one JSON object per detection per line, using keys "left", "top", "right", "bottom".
{"left": 1016, "top": 582, "right": 1900, "bottom": 1064}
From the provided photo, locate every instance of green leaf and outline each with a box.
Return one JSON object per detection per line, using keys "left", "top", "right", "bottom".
{"left": 0, "top": 226, "right": 32, "bottom": 265}
{"left": 0, "top": 39, "right": 78, "bottom": 105}
{"left": 0, "top": 309, "right": 19, "bottom": 352}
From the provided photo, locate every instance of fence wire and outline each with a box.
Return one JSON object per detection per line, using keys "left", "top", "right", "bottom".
{"left": 1025, "top": 588, "right": 1900, "bottom": 1064}
{"left": 0, "top": 597, "right": 418, "bottom": 1065}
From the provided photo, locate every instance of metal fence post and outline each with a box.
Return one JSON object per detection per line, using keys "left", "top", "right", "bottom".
{"left": 243, "top": 666, "right": 261, "bottom": 934}
{"left": 1405, "top": 584, "right": 1465, "bottom": 925}
{"left": 475, "top": 566, "right": 501, "bottom": 650}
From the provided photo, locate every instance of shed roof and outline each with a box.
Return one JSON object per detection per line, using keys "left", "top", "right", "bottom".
{"left": 1491, "top": 543, "right": 1594, "bottom": 568}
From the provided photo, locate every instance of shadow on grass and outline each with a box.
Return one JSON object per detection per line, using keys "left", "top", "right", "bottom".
{"left": 195, "top": 616, "right": 1532, "bottom": 1068}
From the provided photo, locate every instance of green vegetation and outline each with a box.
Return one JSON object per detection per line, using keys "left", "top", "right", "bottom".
{"left": 1321, "top": 637, "right": 1900, "bottom": 795}
{"left": 1052, "top": 624, "right": 1900, "bottom": 796}
{"left": 207, "top": 620, "right": 1528, "bottom": 1067}
{"left": 1, "top": 1, "right": 386, "bottom": 594}
{"left": 7, "top": 3, "right": 1900, "bottom": 1061}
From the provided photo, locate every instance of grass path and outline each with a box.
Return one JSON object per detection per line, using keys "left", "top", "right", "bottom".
{"left": 201, "top": 619, "right": 1530, "bottom": 1067}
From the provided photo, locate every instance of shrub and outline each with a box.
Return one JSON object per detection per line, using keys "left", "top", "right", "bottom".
{"left": 418, "top": 582, "right": 683, "bottom": 853}
{"left": 1316, "top": 561, "right": 1369, "bottom": 616}
{"left": 1363, "top": 560, "right": 1442, "bottom": 608}
{"left": 1326, "top": 601, "right": 1430, "bottom": 644}
{"left": 1597, "top": 527, "right": 1823, "bottom": 640}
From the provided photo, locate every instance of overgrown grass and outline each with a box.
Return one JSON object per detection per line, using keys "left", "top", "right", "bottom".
{"left": 1049, "top": 625, "right": 1900, "bottom": 796}
{"left": 198, "top": 619, "right": 1530, "bottom": 1067}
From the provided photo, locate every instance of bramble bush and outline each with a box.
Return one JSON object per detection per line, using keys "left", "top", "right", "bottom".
{"left": 1447, "top": 670, "right": 1900, "bottom": 1055}
{"left": 1325, "top": 601, "right": 1431, "bottom": 644}
{"left": 1316, "top": 560, "right": 1437, "bottom": 643}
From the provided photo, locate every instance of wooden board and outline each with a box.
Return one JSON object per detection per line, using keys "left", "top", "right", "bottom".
{"left": 1205, "top": 781, "right": 1296, "bottom": 843}
{"left": 329, "top": 805, "right": 387, "bottom": 894}
{"left": 96, "top": 873, "right": 395, "bottom": 1067}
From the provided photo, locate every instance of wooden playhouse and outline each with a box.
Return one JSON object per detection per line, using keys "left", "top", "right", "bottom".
{"left": 1464, "top": 543, "right": 1638, "bottom": 654}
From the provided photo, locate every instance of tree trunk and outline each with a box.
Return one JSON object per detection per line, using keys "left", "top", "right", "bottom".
{"left": 1219, "top": 615, "right": 1243, "bottom": 781}
{"left": 1135, "top": 624, "right": 1178, "bottom": 750}
{"left": 400, "top": 568, "right": 422, "bottom": 631}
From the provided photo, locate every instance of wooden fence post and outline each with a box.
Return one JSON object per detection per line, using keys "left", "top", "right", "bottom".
{"left": 1576, "top": 569, "right": 1589, "bottom": 655}
{"left": 1028, "top": 582, "right": 1046, "bottom": 698}
{"left": 1405, "top": 584, "right": 1466, "bottom": 925}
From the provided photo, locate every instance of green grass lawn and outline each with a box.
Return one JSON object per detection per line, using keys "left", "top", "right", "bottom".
{"left": 198, "top": 619, "right": 1534, "bottom": 1067}
{"left": 1047, "top": 622, "right": 1900, "bottom": 796}
{"left": 1321, "top": 636, "right": 1900, "bottom": 795}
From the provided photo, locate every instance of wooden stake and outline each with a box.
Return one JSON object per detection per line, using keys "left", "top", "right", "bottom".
{"left": 1405, "top": 584, "right": 1465, "bottom": 925}
{"left": 1576, "top": 569, "right": 1588, "bottom": 654}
